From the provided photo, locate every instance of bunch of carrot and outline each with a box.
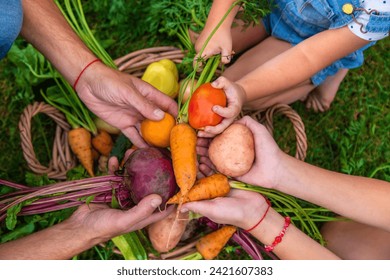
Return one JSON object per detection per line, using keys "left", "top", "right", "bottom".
{"left": 42, "top": 72, "right": 114, "bottom": 177}
{"left": 39, "top": 0, "right": 125, "bottom": 177}
{"left": 69, "top": 127, "right": 114, "bottom": 176}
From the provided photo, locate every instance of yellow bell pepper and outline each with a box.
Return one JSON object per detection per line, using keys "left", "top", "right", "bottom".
{"left": 141, "top": 59, "right": 179, "bottom": 99}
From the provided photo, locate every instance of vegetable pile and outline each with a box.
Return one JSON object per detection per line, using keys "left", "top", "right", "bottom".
{"left": 0, "top": 0, "right": 339, "bottom": 261}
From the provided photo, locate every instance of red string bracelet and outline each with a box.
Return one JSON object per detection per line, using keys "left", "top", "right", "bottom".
{"left": 264, "top": 216, "right": 291, "bottom": 252}
{"left": 73, "top": 58, "right": 101, "bottom": 90}
{"left": 245, "top": 198, "right": 271, "bottom": 232}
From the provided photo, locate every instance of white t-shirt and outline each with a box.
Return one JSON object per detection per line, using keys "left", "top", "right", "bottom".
{"left": 348, "top": 0, "right": 390, "bottom": 41}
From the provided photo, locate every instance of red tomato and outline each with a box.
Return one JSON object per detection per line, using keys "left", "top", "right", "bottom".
{"left": 188, "top": 82, "right": 227, "bottom": 129}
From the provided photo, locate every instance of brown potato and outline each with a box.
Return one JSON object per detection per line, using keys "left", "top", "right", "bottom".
{"left": 209, "top": 123, "right": 255, "bottom": 177}
{"left": 147, "top": 207, "right": 189, "bottom": 253}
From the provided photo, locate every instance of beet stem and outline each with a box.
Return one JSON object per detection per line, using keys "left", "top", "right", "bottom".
{"left": 0, "top": 175, "right": 122, "bottom": 215}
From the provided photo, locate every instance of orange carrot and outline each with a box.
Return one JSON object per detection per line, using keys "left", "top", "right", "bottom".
{"left": 170, "top": 123, "right": 197, "bottom": 198}
{"left": 196, "top": 225, "right": 237, "bottom": 260}
{"left": 68, "top": 127, "right": 94, "bottom": 177}
{"left": 167, "top": 173, "right": 230, "bottom": 204}
{"left": 167, "top": 123, "right": 197, "bottom": 250}
{"left": 92, "top": 129, "right": 114, "bottom": 156}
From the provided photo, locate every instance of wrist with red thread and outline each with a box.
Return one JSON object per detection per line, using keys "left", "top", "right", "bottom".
{"left": 73, "top": 58, "right": 101, "bottom": 91}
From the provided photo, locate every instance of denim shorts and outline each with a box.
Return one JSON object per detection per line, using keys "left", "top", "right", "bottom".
{"left": 0, "top": 0, "right": 23, "bottom": 60}
{"left": 262, "top": 0, "right": 382, "bottom": 85}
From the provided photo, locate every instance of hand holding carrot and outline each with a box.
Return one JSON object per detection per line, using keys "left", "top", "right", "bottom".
{"left": 181, "top": 189, "right": 269, "bottom": 230}
{"left": 75, "top": 63, "right": 178, "bottom": 148}
{"left": 197, "top": 77, "right": 246, "bottom": 138}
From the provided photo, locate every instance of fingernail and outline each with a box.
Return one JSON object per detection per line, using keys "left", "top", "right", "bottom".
{"left": 151, "top": 198, "right": 162, "bottom": 208}
{"left": 153, "top": 109, "right": 164, "bottom": 119}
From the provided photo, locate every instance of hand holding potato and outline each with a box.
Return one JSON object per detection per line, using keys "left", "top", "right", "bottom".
{"left": 197, "top": 116, "right": 284, "bottom": 188}
{"left": 234, "top": 116, "right": 283, "bottom": 189}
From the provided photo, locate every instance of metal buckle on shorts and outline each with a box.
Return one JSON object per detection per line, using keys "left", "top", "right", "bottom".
{"left": 342, "top": 3, "right": 379, "bottom": 34}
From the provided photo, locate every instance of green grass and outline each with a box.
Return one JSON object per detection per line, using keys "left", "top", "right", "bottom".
{"left": 0, "top": 0, "right": 389, "bottom": 259}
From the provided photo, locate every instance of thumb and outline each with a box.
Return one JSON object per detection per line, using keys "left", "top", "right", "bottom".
{"left": 137, "top": 194, "right": 163, "bottom": 210}
{"left": 141, "top": 105, "right": 165, "bottom": 122}
{"left": 180, "top": 200, "right": 211, "bottom": 216}
{"left": 123, "top": 194, "right": 162, "bottom": 223}
{"left": 236, "top": 115, "right": 262, "bottom": 133}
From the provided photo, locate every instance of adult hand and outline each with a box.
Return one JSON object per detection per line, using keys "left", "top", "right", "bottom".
{"left": 67, "top": 194, "right": 173, "bottom": 243}
{"left": 234, "top": 116, "right": 283, "bottom": 189}
{"left": 181, "top": 189, "right": 269, "bottom": 230}
{"left": 0, "top": 193, "right": 173, "bottom": 260}
{"left": 196, "top": 137, "right": 216, "bottom": 178}
{"left": 76, "top": 63, "right": 178, "bottom": 148}
{"left": 197, "top": 116, "right": 283, "bottom": 188}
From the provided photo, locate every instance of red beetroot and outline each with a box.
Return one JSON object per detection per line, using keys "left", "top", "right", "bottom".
{"left": 123, "top": 147, "right": 178, "bottom": 205}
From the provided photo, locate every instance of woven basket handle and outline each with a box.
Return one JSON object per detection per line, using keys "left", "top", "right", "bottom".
{"left": 18, "top": 102, "right": 76, "bottom": 180}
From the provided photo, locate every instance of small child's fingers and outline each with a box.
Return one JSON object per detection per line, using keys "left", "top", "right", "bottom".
{"left": 212, "top": 105, "right": 239, "bottom": 119}
{"left": 193, "top": 53, "right": 205, "bottom": 70}
{"left": 207, "top": 124, "right": 226, "bottom": 135}
{"left": 194, "top": 47, "right": 221, "bottom": 68}
{"left": 197, "top": 130, "right": 219, "bottom": 138}
{"left": 198, "top": 126, "right": 224, "bottom": 137}
{"left": 221, "top": 48, "right": 233, "bottom": 64}
{"left": 201, "top": 117, "right": 235, "bottom": 136}
{"left": 211, "top": 76, "right": 230, "bottom": 89}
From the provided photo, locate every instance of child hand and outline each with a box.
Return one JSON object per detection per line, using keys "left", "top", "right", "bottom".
{"left": 181, "top": 189, "right": 269, "bottom": 230}
{"left": 198, "top": 77, "right": 246, "bottom": 138}
{"left": 194, "top": 27, "right": 233, "bottom": 65}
